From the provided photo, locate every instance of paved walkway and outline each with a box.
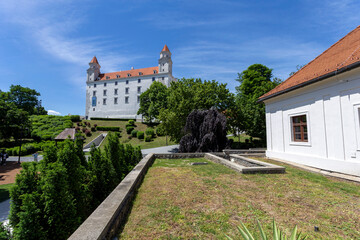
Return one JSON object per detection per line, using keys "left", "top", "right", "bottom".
{"left": 141, "top": 145, "right": 179, "bottom": 155}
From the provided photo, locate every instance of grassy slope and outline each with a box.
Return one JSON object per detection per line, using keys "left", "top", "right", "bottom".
{"left": 119, "top": 158, "right": 360, "bottom": 239}
{"left": 81, "top": 120, "right": 175, "bottom": 150}
{"left": 0, "top": 183, "right": 14, "bottom": 203}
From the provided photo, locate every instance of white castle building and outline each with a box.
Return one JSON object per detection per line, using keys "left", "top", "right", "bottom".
{"left": 85, "top": 45, "right": 176, "bottom": 120}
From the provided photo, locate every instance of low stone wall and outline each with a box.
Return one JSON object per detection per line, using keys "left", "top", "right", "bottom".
{"left": 83, "top": 133, "right": 106, "bottom": 149}
{"left": 154, "top": 153, "right": 205, "bottom": 159}
{"left": 68, "top": 153, "right": 155, "bottom": 240}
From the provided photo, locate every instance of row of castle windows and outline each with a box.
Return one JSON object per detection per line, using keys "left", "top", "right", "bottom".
{"left": 103, "top": 70, "right": 157, "bottom": 80}
{"left": 92, "top": 77, "right": 160, "bottom": 88}
{"left": 93, "top": 86, "right": 141, "bottom": 97}
{"left": 92, "top": 96, "right": 140, "bottom": 108}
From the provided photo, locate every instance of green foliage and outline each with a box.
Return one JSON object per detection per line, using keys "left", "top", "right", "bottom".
{"left": 90, "top": 117, "right": 135, "bottom": 121}
{"left": 96, "top": 126, "right": 120, "bottom": 131}
{"left": 30, "top": 115, "right": 73, "bottom": 141}
{"left": 145, "top": 136, "right": 152, "bottom": 142}
{"left": 225, "top": 219, "right": 307, "bottom": 240}
{"left": 137, "top": 131, "right": 144, "bottom": 139}
{"left": 158, "top": 78, "right": 235, "bottom": 142}
{"left": 126, "top": 126, "right": 135, "bottom": 134}
{"left": 105, "top": 132, "right": 125, "bottom": 180}
{"left": 155, "top": 125, "right": 166, "bottom": 136}
{"left": 131, "top": 129, "right": 138, "bottom": 137}
{"left": 234, "top": 64, "right": 281, "bottom": 141}
{"left": 145, "top": 128, "right": 155, "bottom": 138}
{"left": 70, "top": 115, "right": 80, "bottom": 122}
{"left": 137, "top": 81, "right": 168, "bottom": 123}
{"left": 0, "top": 222, "right": 10, "bottom": 240}
{"left": 128, "top": 119, "right": 135, "bottom": 125}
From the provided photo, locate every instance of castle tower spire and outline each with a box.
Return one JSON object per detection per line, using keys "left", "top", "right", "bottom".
{"left": 158, "top": 45, "right": 172, "bottom": 74}
{"left": 87, "top": 56, "right": 101, "bottom": 82}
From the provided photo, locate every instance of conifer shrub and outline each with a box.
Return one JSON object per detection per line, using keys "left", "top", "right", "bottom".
{"left": 131, "top": 129, "right": 138, "bottom": 137}
{"left": 70, "top": 115, "right": 80, "bottom": 122}
{"left": 145, "top": 128, "right": 155, "bottom": 138}
{"left": 128, "top": 119, "right": 135, "bottom": 125}
{"left": 126, "top": 126, "right": 135, "bottom": 134}
{"left": 145, "top": 136, "right": 151, "bottom": 142}
{"left": 156, "top": 125, "right": 166, "bottom": 136}
{"left": 137, "top": 131, "right": 144, "bottom": 139}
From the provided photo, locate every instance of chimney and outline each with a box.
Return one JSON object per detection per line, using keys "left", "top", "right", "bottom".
{"left": 131, "top": 67, "right": 134, "bottom": 70}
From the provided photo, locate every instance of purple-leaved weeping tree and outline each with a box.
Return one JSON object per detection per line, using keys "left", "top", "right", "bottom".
{"left": 179, "top": 108, "right": 231, "bottom": 152}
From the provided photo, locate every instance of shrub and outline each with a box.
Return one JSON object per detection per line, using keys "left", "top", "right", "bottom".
{"left": 145, "top": 128, "right": 155, "bottom": 138}
{"left": 128, "top": 119, "right": 135, "bottom": 126}
{"left": 94, "top": 124, "right": 97, "bottom": 128}
{"left": 70, "top": 115, "right": 80, "bottom": 122}
{"left": 131, "top": 130, "right": 138, "bottom": 137}
{"left": 128, "top": 136, "right": 132, "bottom": 140}
{"left": 82, "top": 128, "right": 87, "bottom": 133}
{"left": 126, "top": 126, "right": 134, "bottom": 134}
{"left": 85, "top": 130, "right": 92, "bottom": 137}
{"left": 96, "top": 126, "right": 120, "bottom": 131}
{"left": 115, "top": 132, "right": 121, "bottom": 138}
{"left": 137, "top": 131, "right": 144, "bottom": 139}
{"left": 156, "top": 125, "right": 166, "bottom": 136}
{"left": 76, "top": 122, "right": 81, "bottom": 126}
{"left": 91, "top": 126, "right": 96, "bottom": 132}
{"left": 75, "top": 127, "right": 80, "bottom": 132}
{"left": 145, "top": 136, "right": 151, "bottom": 142}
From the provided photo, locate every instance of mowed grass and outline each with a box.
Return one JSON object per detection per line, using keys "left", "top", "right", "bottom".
{"left": 79, "top": 120, "right": 175, "bottom": 150}
{"left": 119, "top": 158, "right": 360, "bottom": 240}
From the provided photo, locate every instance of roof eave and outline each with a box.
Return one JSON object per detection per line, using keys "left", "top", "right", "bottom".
{"left": 258, "top": 61, "right": 360, "bottom": 103}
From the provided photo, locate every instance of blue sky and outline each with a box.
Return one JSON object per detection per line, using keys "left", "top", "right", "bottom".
{"left": 0, "top": 0, "right": 359, "bottom": 116}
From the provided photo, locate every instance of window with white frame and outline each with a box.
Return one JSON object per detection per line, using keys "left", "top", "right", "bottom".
{"left": 125, "top": 96, "right": 129, "bottom": 104}
{"left": 103, "top": 98, "right": 107, "bottom": 105}
{"left": 114, "top": 89, "right": 118, "bottom": 95}
{"left": 126, "top": 80, "right": 129, "bottom": 84}
{"left": 103, "top": 90, "right": 107, "bottom": 96}
{"left": 125, "top": 88, "right": 129, "bottom": 94}
{"left": 114, "top": 97, "right": 118, "bottom": 104}
{"left": 137, "top": 95, "right": 140, "bottom": 103}
{"left": 291, "top": 115, "right": 308, "bottom": 142}
{"left": 137, "top": 86, "right": 141, "bottom": 93}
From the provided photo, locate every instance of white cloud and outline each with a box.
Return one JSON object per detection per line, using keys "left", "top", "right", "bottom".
{"left": 48, "top": 110, "right": 61, "bottom": 115}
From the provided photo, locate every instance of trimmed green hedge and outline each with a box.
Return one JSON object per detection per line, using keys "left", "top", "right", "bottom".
{"left": 137, "top": 131, "right": 144, "bottom": 139}
{"left": 131, "top": 130, "right": 138, "bottom": 137}
{"left": 145, "top": 128, "right": 155, "bottom": 138}
{"left": 126, "top": 126, "right": 135, "bottom": 134}
{"left": 145, "top": 136, "right": 151, "bottom": 142}
{"left": 96, "top": 126, "right": 120, "bottom": 131}
{"left": 90, "top": 117, "right": 135, "bottom": 121}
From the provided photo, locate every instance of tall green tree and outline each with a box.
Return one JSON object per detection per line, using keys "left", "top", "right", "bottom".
{"left": 137, "top": 81, "right": 168, "bottom": 123}
{"left": 235, "top": 64, "right": 281, "bottom": 141}
{"left": 159, "top": 78, "right": 234, "bottom": 142}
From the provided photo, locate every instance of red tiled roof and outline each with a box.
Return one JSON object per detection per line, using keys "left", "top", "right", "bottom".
{"left": 99, "top": 66, "right": 159, "bottom": 80}
{"left": 90, "top": 56, "right": 99, "bottom": 65}
{"left": 161, "top": 44, "right": 170, "bottom": 52}
{"left": 259, "top": 26, "right": 360, "bottom": 101}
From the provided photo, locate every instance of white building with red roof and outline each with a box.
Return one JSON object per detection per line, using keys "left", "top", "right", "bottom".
{"left": 85, "top": 45, "right": 176, "bottom": 120}
{"left": 259, "top": 26, "right": 360, "bottom": 177}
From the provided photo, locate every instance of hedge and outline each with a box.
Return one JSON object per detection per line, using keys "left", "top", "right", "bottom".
{"left": 126, "top": 126, "right": 135, "bottom": 134}
{"left": 145, "top": 136, "right": 151, "bottom": 142}
{"left": 145, "top": 128, "right": 155, "bottom": 138}
{"left": 131, "top": 130, "right": 138, "bottom": 137}
{"left": 96, "top": 126, "right": 120, "bottom": 131}
{"left": 137, "top": 131, "right": 144, "bottom": 139}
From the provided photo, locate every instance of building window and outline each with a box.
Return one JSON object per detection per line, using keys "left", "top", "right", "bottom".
{"left": 162, "top": 77, "right": 164, "bottom": 80}
{"left": 138, "top": 79, "right": 141, "bottom": 83}
{"left": 116, "top": 75, "right": 120, "bottom": 78}
{"left": 92, "top": 96, "right": 97, "bottom": 107}
{"left": 125, "top": 88, "right": 129, "bottom": 94}
{"left": 94, "top": 84, "right": 96, "bottom": 88}
{"left": 125, "top": 96, "right": 129, "bottom": 104}
{"left": 291, "top": 115, "right": 308, "bottom": 142}
{"left": 127, "top": 73, "right": 131, "bottom": 77}
{"left": 152, "top": 77, "right": 155, "bottom": 82}
{"left": 93, "top": 91, "right": 96, "bottom": 96}
{"left": 93, "top": 108, "right": 95, "bottom": 111}
{"left": 137, "top": 86, "right": 141, "bottom": 93}
{"left": 153, "top": 70, "right": 157, "bottom": 74}
{"left": 139, "top": 72, "right": 143, "bottom": 75}
{"left": 103, "top": 98, "right": 107, "bottom": 105}
{"left": 126, "top": 80, "right": 129, "bottom": 84}
{"left": 114, "top": 97, "right": 118, "bottom": 104}
{"left": 114, "top": 89, "right": 118, "bottom": 95}
{"left": 103, "top": 90, "right": 107, "bottom": 96}
{"left": 104, "top": 83, "right": 107, "bottom": 87}
{"left": 137, "top": 96, "right": 140, "bottom": 103}
{"left": 115, "top": 81, "right": 118, "bottom": 85}
{"left": 106, "top": 76, "right": 110, "bottom": 80}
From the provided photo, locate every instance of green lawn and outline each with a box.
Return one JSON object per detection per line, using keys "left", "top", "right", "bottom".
{"left": 0, "top": 183, "right": 14, "bottom": 203}
{"left": 119, "top": 158, "right": 360, "bottom": 239}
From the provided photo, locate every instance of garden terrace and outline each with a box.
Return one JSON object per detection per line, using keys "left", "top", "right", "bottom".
{"left": 70, "top": 154, "right": 360, "bottom": 239}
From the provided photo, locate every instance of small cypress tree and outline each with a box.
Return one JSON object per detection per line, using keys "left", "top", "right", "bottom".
{"left": 105, "top": 132, "right": 126, "bottom": 180}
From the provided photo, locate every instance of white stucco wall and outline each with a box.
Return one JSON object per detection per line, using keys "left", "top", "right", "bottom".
{"left": 264, "top": 67, "right": 360, "bottom": 177}
{"left": 85, "top": 73, "right": 174, "bottom": 120}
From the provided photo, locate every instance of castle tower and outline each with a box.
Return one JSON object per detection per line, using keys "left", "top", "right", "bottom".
{"left": 158, "top": 45, "right": 172, "bottom": 74}
{"left": 87, "top": 56, "right": 101, "bottom": 82}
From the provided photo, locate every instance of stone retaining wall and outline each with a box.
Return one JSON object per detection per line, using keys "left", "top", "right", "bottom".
{"left": 83, "top": 133, "right": 106, "bottom": 149}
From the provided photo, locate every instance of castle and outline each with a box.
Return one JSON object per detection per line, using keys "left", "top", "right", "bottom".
{"left": 85, "top": 45, "right": 176, "bottom": 120}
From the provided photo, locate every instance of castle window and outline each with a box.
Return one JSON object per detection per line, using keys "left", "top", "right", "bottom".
{"left": 125, "top": 88, "right": 129, "bottom": 94}
{"left": 125, "top": 96, "right": 129, "bottom": 104}
{"left": 114, "top": 97, "right": 118, "bottom": 104}
{"left": 103, "top": 90, "right": 107, "bottom": 96}
{"left": 114, "top": 89, "right": 118, "bottom": 95}
{"left": 162, "top": 77, "right": 164, "bottom": 80}
{"left": 126, "top": 80, "right": 129, "bottom": 84}
{"left": 139, "top": 72, "right": 143, "bottom": 75}
{"left": 162, "top": 63, "right": 165, "bottom": 66}
{"left": 115, "top": 81, "right": 118, "bottom": 85}
{"left": 153, "top": 70, "right": 157, "bottom": 74}
{"left": 103, "top": 98, "right": 107, "bottom": 105}
{"left": 93, "top": 91, "right": 96, "bottom": 96}
{"left": 116, "top": 75, "right": 120, "bottom": 78}
{"left": 138, "top": 79, "right": 141, "bottom": 83}
{"left": 94, "top": 84, "right": 96, "bottom": 88}
{"left": 152, "top": 77, "right": 155, "bottom": 82}
{"left": 137, "top": 86, "right": 141, "bottom": 93}
{"left": 93, "top": 108, "right": 95, "bottom": 111}
{"left": 106, "top": 76, "right": 110, "bottom": 80}
{"left": 137, "top": 96, "right": 140, "bottom": 103}
{"left": 92, "top": 96, "right": 97, "bottom": 107}
{"left": 127, "top": 73, "right": 131, "bottom": 77}
{"left": 104, "top": 83, "right": 107, "bottom": 87}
